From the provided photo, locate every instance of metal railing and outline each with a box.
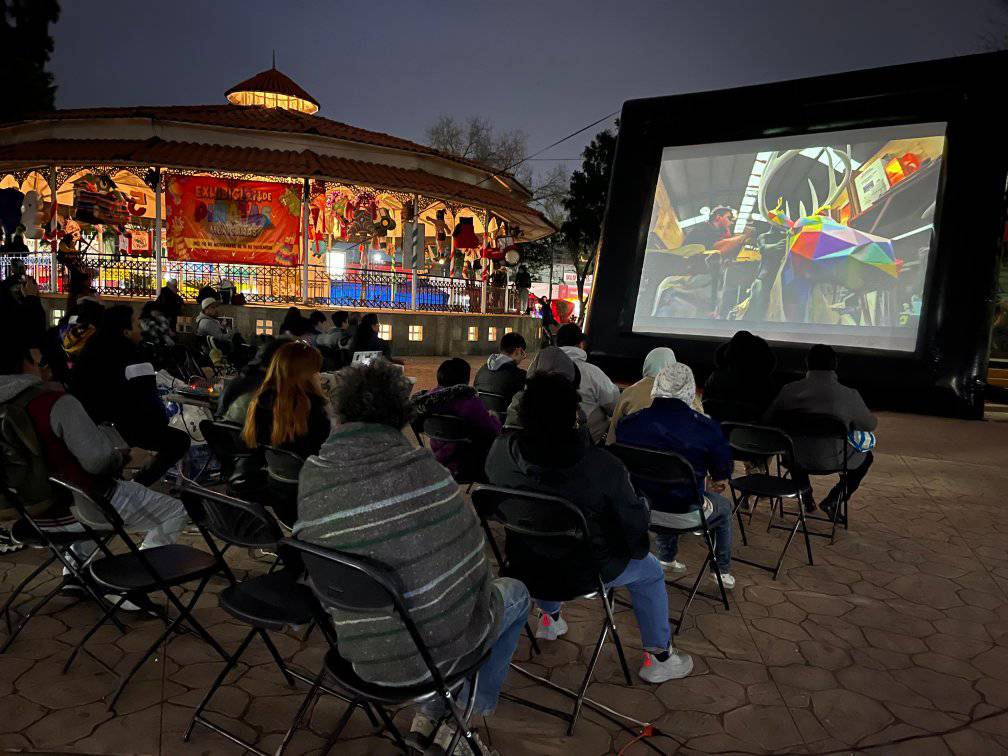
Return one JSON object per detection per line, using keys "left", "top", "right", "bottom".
{"left": 1, "top": 252, "right": 523, "bottom": 315}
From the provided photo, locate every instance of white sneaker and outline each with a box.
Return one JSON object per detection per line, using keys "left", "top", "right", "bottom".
{"left": 434, "top": 722, "right": 496, "bottom": 755}
{"left": 711, "top": 572, "right": 736, "bottom": 590}
{"left": 534, "top": 612, "right": 568, "bottom": 641}
{"left": 659, "top": 559, "right": 687, "bottom": 574}
{"left": 639, "top": 647, "right": 694, "bottom": 684}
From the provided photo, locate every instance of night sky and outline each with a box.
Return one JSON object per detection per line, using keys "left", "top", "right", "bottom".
{"left": 50, "top": 0, "right": 1005, "bottom": 176}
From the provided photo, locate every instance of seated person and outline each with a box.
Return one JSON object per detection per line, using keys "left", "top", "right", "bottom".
{"left": 503, "top": 346, "right": 586, "bottom": 431}
{"left": 614, "top": 363, "right": 735, "bottom": 588}
{"left": 606, "top": 347, "right": 703, "bottom": 444}
{"left": 412, "top": 358, "right": 502, "bottom": 481}
{"left": 473, "top": 332, "right": 528, "bottom": 408}
{"left": 485, "top": 373, "right": 693, "bottom": 684}
{"left": 71, "top": 305, "right": 190, "bottom": 486}
{"left": 764, "top": 344, "right": 877, "bottom": 517}
{"left": 348, "top": 313, "right": 404, "bottom": 365}
{"left": 216, "top": 337, "right": 290, "bottom": 425}
{"left": 278, "top": 306, "right": 305, "bottom": 336}
{"left": 555, "top": 324, "right": 620, "bottom": 443}
{"left": 61, "top": 297, "right": 105, "bottom": 370}
{"left": 703, "top": 330, "right": 778, "bottom": 421}
{"left": 1, "top": 339, "right": 187, "bottom": 581}
{"left": 196, "top": 297, "right": 252, "bottom": 367}
{"left": 316, "top": 310, "right": 352, "bottom": 350}
{"left": 294, "top": 361, "right": 530, "bottom": 753}
{"left": 307, "top": 310, "right": 328, "bottom": 333}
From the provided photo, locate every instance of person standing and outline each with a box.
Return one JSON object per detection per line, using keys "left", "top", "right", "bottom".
{"left": 514, "top": 265, "right": 532, "bottom": 314}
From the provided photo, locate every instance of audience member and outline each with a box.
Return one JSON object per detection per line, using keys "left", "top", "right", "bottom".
{"left": 295, "top": 361, "right": 530, "bottom": 752}
{"left": 703, "top": 330, "right": 777, "bottom": 420}
{"left": 308, "top": 311, "right": 327, "bottom": 332}
{"left": 503, "top": 346, "right": 585, "bottom": 430}
{"left": 349, "top": 313, "right": 403, "bottom": 364}
{"left": 61, "top": 297, "right": 104, "bottom": 367}
{"left": 765, "top": 344, "right": 877, "bottom": 517}
{"left": 279, "top": 306, "right": 305, "bottom": 336}
{"left": 485, "top": 373, "right": 693, "bottom": 683}
{"left": 473, "top": 332, "right": 527, "bottom": 406}
{"left": 413, "top": 357, "right": 502, "bottom": 481}
{"left": 1, "top": 265, "right": 46, "bottom": 348}
{"left": 152, "top": 279, "right": 184, "bottom": 332}
{"left": 614, "top": 363, "right": 735, "bottom": 587}
{"left": 606, "top": 347, "right": 703, "bottom": 444}
{"left": 71, "top": 305, "right": 190, "bottom": 486}
{"left": 139, "top": 300, "right": 175, "bottom": 351}
{"left": 555, "top": 323, "right": 620, "bottom": 443}
{"left": 316, "top": 310, "right": 351, "bottom": 349}
{"left": 216, "top": 337, "right": 290, "bottom": 424}
{"left": 0, "top": 338, "right": 187, "bottom": 579}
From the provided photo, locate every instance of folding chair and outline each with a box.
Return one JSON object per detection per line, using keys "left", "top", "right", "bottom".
{"left": 701, "top": 398, "right": 762, "bottom": 424}
{"left": 721, "top": 424, "right": 814, "bottom": 579}
{"left": 48, "top": 477, "right": 228, "bottom": 713}
{"left": 1, "top": 488, "right": 126, "bottom": 655}
{"left": 198, "top": 420, "right": 251, "bottom": 483}
{"left": 262, "top": 446, "right": 304, "bottom": 528}
{"left": 178, "top": 483, "right": 367, "bottom": 756}
{"left": 771, "top": 412, "right": 853, "bottom": 544}
{"left": 476, "top": 391, "right": 509, "bottom": 423}
{"left": 607, "top": 444, "right": 730, "bottom": 634}
{"left": 470, "top": 485, "right": 633, "bottom": 736}
{"left": 415, "top": 414, "right": 482, "bottom": 487}
{"left": 281, "top": 537, "right": 494, "bottom": 756}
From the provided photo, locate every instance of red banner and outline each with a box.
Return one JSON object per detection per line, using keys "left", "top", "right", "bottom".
{"left": 165, "top": 176, "right": 301, "bottom": 265}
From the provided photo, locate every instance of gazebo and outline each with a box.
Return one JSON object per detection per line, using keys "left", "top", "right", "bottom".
{"left": 0, "top": 66, "right": 553, "bottom": 316}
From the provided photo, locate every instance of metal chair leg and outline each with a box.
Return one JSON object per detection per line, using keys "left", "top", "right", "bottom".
{"left": 601, "top": 588, "right": 632, "bottom": 686}
{"left": 704, "top": 528, "right": 730, "bottom": 611}
{"left": 772, "top": 512, "right": 803, "bottom": 580}
{"left": 63, "top": 594, "right": 128, "bottom": 673}
{"left": 2, "top": 555, "right": 55, "bottom": 634}
{"left": 257, "top": 628, "right": 296, "bottom": 687}
{"left": 185, "top": 628, "right": 255, "bottom": 741}
{"left": 569, "top": 617, "right": 610, "bottom": 736}
{"left": 0, "top": 581, "right": 64, "bottom": 653}
{"left": 524, "top": 621, "right": 542, "bottom": 656}
{"left": 799, "top": 495, "right": 814, "bottom": 567}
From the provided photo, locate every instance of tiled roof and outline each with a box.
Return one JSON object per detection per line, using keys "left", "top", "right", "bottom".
{"left": 224, "top": 68, "right": 319, "bottom": 110}
{"left": 0, "top": 137, "right": 549, "bottom": 225}
{"left": 9, "top": 104, "right": 515, "bottom": 181}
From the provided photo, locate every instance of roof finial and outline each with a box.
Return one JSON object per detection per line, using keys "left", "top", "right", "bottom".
{"left": 272, "top": 49, "right": 276, "bottom": 69}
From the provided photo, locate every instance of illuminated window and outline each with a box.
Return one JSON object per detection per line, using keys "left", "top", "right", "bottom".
{"left": 379, "top": 324, "right": 392, "bottom": 340}
{"left": 408, "top": 324, "right": 424, "bottom": 342}
{"left": 50, "top": 308, "right": 64, "bottom": 325}
{"left": 177, "top": 316, "right": 193, "bottom": 333}
{"left": 503, "top": 327, "right": 513, "bottom": 335}
{"left": 467, "top": 326, "right": 479, "bottom": 342}
{"left": 488, "top": 326, "right": 498, "bottom": 342}
{"left": 255, "top": 319, "right": 274, "bottom": 336}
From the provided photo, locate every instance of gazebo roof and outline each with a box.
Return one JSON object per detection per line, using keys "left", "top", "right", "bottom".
{"left": 224, "top": 67, "right": 320, "bottom": 115}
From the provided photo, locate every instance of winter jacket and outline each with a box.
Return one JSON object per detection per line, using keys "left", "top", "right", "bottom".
{"left": 473, "top": 354, "right": 526, "bottom": 406}
{"left": 249, "top": 390, "right": 331, "bottom": 460}
{"left": 614, "top": 397, "right": 733, "bottom": 515}
{"left": 514, "top": 270, "right": 532, "bottom": 289}
{"left": 70, "top": 334, "right": 169, "bottom": 450}
{"left": 294, "top": 422, "right": 499, "bottom": 686}
{"left": 558, "top": 346, "right": 621, "bottom": 443}
{"left": 195, "top": 312, "right": 230, "bottom": 340}
{"left": 412, "top": 384, "right": 501, "bottom": 480}
{"left": 485, "top": 431, "right": 649, "bottom": 592}
{"left": 606, "top": 376, "right": 704, "bottom": 445}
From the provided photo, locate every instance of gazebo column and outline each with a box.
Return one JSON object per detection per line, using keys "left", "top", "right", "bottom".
{"left": 480, "top": 209, "right": 488, "bottom": 314}
{"left": 410, "top": 193, "right": 419, "bottom": 311}
{"left": 301, "top": 178, "right": 309, "bottom": 305}
{"left": 48, "top": 166, "right": 58, "bottom": 294}
{"left": 153, "top": 167, "right": 163, "bottom": 291}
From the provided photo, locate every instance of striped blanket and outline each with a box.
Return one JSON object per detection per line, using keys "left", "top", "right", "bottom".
{"left": 294, "top": 422, "right": 499, "bottom": 686}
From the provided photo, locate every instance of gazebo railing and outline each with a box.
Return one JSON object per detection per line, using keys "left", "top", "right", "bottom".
{"left": 1, "top": 252, "right": 518, "bottom": 315}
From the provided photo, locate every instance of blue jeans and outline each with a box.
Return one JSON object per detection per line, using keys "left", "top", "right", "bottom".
{"left": 536, "top": 553, "right": 671, "bottom": 653}
{"left": 655, "top": 492, "right": 732, "bottom": 572}
{"left": 421, "top": 577, "right": 530, "bottom": 718}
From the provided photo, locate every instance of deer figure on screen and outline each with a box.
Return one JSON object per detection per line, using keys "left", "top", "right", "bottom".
{"left": 753, "top": 146, "right": 901, "bottom": 326}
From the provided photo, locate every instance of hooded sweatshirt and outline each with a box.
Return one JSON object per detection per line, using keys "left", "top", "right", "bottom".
{"left": 294, "top": 422, "right": 499, "bottom": 686}
{"left": 503, "top": 347, "right": 585, "bottom": 430}
{"left": 473, "top": 353, "right": 526, "bottom": 406}
{"left": 484, "top": 430, "right": 649, "bottom": 593}
{"left": 195, "top": 311, "right": 228, "bottom": 340}
{"left": 411, "top": 384, "right": 501, "bottom": 479}
{"left": 558, "top": 346, "right": 621, "bottom": 443}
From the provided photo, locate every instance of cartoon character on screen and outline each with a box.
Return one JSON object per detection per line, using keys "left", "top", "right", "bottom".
{"left": 754, "top": 146, "right": 902, "bottom": 326}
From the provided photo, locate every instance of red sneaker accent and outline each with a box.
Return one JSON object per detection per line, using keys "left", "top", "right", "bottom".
{"left": 643, "top": 653, "right": 652, "bottom": 667}
{"left": 541, "top": 614, "right": 552, "bottom": 627}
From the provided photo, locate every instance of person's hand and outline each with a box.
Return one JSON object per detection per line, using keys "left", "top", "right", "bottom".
{"left": 21, "top": 276, "right": 39, "bottom": 297}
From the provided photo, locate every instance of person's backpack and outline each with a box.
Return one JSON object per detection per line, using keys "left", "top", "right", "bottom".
{"left": 0, "top": 384, "right": 55, "bottom": 517}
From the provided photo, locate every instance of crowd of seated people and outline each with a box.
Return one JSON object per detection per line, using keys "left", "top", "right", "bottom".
{"left": 0, "top": 305, "right": 882, "bottom": 753}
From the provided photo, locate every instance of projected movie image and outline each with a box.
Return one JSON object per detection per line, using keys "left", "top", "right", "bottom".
{"left": 632, "top": 124, "right": 946, "bottom": 351}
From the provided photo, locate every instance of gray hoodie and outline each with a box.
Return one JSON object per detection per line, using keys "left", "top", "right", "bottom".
{"left": 0, "top": 373, "right": 122, "bottom": 477}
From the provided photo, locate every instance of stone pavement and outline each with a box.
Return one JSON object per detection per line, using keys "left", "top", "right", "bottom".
{"left": 1, "top": 357, "right": 1007, "bottom": 754}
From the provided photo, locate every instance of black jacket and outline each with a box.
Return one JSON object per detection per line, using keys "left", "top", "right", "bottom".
{"left": 514, "top": 270, "right": 532, "bottom": 288}
{"left": 485, "top": 432, "right": 649, "bottom": 595}
{"left": 473, "top": 355, "right": 526, "bottom": 405}
{"left": 252, "top": 390, "right": 331, "bottom": 460}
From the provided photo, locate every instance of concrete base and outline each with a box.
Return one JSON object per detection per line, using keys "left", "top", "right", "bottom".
{"left": 39, "top": 294, "right": 541, "bottom": 357}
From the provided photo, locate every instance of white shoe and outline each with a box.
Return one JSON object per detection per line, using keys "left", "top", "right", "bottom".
{"left": 659, "top": 559, "right": 687, "bottom": 574}
{"left": 534, "top": 612, "right": 568, "bottom": 640}
{"left": 639, "top": 647, "right": 694, "bottom": 684}
{"left": 434, "top": 722, "right": 496, "bottom": 755}
{"left": 711, "top": 572, "right": 735, "bottom": 590}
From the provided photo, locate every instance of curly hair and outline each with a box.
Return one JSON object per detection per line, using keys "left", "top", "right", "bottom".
{"left": 331, "top": 361, "right": 415, "bottom": 429}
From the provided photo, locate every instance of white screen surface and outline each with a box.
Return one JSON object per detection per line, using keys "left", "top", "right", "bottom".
{"left": 631, "top": 123, "right": 945, "bottom": 352}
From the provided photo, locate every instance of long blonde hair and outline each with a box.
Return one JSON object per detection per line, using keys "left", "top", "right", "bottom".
{"left": 242, "top": 340, "right": 324, "bottom": 448}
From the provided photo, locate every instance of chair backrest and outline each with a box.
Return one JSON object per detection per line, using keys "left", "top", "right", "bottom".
{"left": 607, "top": 443, "right": 703, "bottom": 511}
{"left": 418, "top": 414, "right": 474, "bottom": 445}
{"left": 198, "top": 420, "right": 247, "bottom": 479}
{"left": 702, "top": 397, "right": 763, "bottom": 424}
{"left": 470, "top": 484, "right": 588, "bottom": 554}
{"left": 179, "top": 480, "right": 282, "bottom": 549}
{"left": 770, "top": 411, "right": 849, "bottom": 473}
{"left": 477, "top": 391, "right": 510, "bottom": 414}
{"left": 48, "top": 476, "right": 140, "bottom": 564}
{"left": 263, "top": 445, "right": 305, "bottom": 485}
{"left": 720, "top": 422, "right": 796, "bottom": 461}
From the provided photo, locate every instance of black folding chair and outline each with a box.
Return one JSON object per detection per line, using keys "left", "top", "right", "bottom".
{"left": 48, "top": 477, "right": 228, "bottom": 713}
{"left": 177, "top": 482, "right": 367, "bottom": 756}
{"left": 281, "top": 537, "right": 493, "bottom": 756}
{"left": 721, "top": 424, "right": 814, "bottom": 579}
{"left": 772, "top": 412, "right": 853, "bottom": 544}
{"left": 607, "top": 444, "right": 730, "bottom": 634}
{"left": 476, "top": 391, "right": 509, "bottom": 423}
{"left": 262, "top": 445, "right": 305, "bottom": 528}
{"left": 415, "top": 413, "right": 483, "bottom": 487}
{"left": 470, "top": 485, "right": 633, "bottom": 736}
{"left": 1, "top": 488, "right": 126, "bottom": 656}
{"left": 198, "top": 420, "right": 251, "bottom": 483}
{"left": 701, "top": 398, "right": 762, "bottom": 424}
